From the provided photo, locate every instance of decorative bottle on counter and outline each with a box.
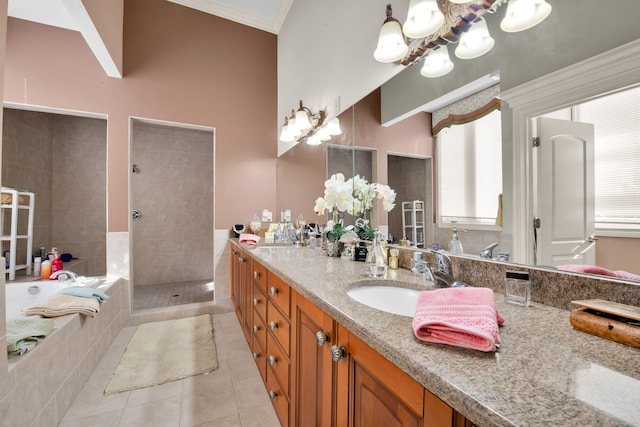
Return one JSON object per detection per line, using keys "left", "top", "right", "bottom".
{"left": 51, "top": 253, "right": 63, "bottom": 278}
{"left": 365, "top": 231, "right": 387, "bottom": 277}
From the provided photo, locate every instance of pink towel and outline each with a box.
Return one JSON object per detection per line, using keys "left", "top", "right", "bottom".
{"left": 239, "top": 233, "right": 260, "bottom": 245}
{"left": 556, "top": 264, "right": 640, "bottom": 281}
{"left": 412, "top": 287, "right": 504, "bottom": 352}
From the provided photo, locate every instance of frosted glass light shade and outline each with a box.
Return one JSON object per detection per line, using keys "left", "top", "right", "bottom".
{"left": 326, "top": 117, "right": 342, "bottom": 136}
{"left": 295, "top": 109, "right": 311, "bottom": 130}
{"left": 420, "top": 45, "right": 454, "bottom": 78}
{"left": 287, "top": 117, "right": 301, "bottom": 137}
{"left": 455, "top": 18, "right": 494, "bottom": 59}
{"left": 373, "top": 6, "right": 408, "bottom": 63}
{"left": 279, "top": 125, "right": 295, "bottom": 142}
{"left": 500, "top": 0, "right": 552, "bottom": 32}
{"left": 403, "top": 0, "right": 445, "bottom": 39}
{"left": 306, "top": 134, "right": 321, "bottom": 146}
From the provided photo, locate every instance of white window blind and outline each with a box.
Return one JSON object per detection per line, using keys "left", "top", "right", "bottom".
{"left": 576, "top": 86, "right": 640, "bottom": 230}
{"left": 437, "top": 109, "right": 502, "bottom": 226}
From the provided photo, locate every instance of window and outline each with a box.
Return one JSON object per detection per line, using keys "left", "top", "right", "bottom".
{"left": 575, "top": 86, "right": 640, "bottom": 233}
{"left": 437, "top": 109, "right": 502, "bottom": 228}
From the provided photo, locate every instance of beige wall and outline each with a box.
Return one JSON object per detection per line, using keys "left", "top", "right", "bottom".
{"left": 3, "top": 0, "right": 277, "bottom": 231}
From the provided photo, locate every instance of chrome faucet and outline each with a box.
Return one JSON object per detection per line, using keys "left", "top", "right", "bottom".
{"left": 480, "top": 242, "right": 499, "bottom": 259}
{"left": 49, "top": 270, "right": 78, "bottom": 281}
{"left": 429, "top": 250, "right": 466, "bottom": 287}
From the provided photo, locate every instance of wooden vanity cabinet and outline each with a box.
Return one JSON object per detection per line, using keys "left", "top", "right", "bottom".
{"left": 230, "top": 247, "right": 477, "bottom": 427}
{"left": 230, "top": 242, "right": 252, "bottom": 342}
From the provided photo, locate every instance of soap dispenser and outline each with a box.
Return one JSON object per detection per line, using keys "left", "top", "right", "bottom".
{"left": 365, "top": 231, "right": 388, "bottom": 278}
{"left": 448, "top": 227, "right": 464, "bottom": 255}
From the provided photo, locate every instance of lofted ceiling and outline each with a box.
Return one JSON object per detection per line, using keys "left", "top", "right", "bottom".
{"left": 7, "top": 0, "right": 294, "bottom": 34}
{"left": 7, "top": 0, "right": 293, "bottom": 77}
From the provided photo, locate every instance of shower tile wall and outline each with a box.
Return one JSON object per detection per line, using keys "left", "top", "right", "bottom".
{"left": 131, "top": 123, "right": 213, "bottom": 287}
{"left": 1, "top": 109, "right": 107, "bottom": 276}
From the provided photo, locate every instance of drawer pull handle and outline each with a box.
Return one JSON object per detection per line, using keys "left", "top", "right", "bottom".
{"left": 330, "top": 345, "right": 347, "bottom": 362}
{"left": 239, "top": 257, "right": 245, "bottom": 263}
{"left": 315, "top": 331, "right": 330, "bottom": 346}
{"left": 268, "top": 355, "right": 277, "bottom": 366}
{"left": 269, "top": 321, "right": 278, "bottom": 331}
{"left": 253, "top": 298, "right": 260, "bottom": 306}
{"left": 252, "top": 352, "right": 260, "bottom": 360}
{"left": 254, "top": 271, "right": 260, "bottom": 279}
{"left": 269, "top": 390, "right": 278, "bottom": 400}
{"left": 253, "top": 325, "right": 259, "bottom": 333}
{"left": 269, "top": 287, "right": 279, "bottom": 296}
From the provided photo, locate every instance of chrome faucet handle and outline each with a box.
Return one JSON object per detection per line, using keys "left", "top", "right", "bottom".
{"left": 480, "top": 242, "right": 500, "bottom": 259}
{"left": 435, "top": 250, "right": 452, "bottom": 276}
{"left": 49, "top": 270, "right": 78, "bottom": 281}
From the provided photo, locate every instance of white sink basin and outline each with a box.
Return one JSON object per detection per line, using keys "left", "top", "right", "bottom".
{"left": 347, "top": 285, "right": 421, "bottom": 317}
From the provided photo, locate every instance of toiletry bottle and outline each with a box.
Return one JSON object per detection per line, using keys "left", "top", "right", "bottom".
{"left": 39, "top": 247, "right": 47, "bottom": 262}
{"left": 40, "top": 260, "right": 52, "bottom": 280}
{"left": 51, "top": 252, "right": 63, "bottom": 278}
{"left": 389, "top": 248, "right": 399, "bottom": 270}
{"left": 448, "top": 227, "right": 463, "bottom": 254}
{"left": 365, "top": 232, "right": 387, "bottom": 277}
{"left": 411, "top": 251, "right": 423, "bottom": 274}
{"left": 33, "top": 256, "right": 42, "bottom": 277}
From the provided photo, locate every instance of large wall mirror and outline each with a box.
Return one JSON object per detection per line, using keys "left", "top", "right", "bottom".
{"left": 276, "top": 1, "right": 640, "bottom": 288}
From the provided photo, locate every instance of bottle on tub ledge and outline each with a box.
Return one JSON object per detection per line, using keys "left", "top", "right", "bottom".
{"left": 40, "top": 259, "right": 52, "bottom": 280}
{"left": 51, "top": 252, "right": 63, "bottom": 279}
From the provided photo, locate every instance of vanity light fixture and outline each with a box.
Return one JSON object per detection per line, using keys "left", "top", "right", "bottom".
{"left": 373, "top": 4, "right": 409, "bottom": 63}
{"left": 279, "top": 100, "right": 342, "bottom": 145}
{"left": 403, "top": 0, "right": 445, "bottom": 39}
{"left": 420, "top": 45, "right": 454, "bottom": 78}
{"left": 454, "top": 17, "right": 495, "bottom": 59}
{"left": 500, "top": 0, "right": 552, "bottom": 32}
{"left": 374, "top": 1, "right": 551, "bottom": 78}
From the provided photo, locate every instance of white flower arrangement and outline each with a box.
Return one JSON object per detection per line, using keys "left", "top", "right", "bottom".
{"left": 313, "top": 173, "right": 396, "bottom": 217}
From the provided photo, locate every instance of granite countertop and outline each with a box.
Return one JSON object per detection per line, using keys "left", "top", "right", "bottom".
{"left": 242, "top": 243, "right": 640, "bottom": 427}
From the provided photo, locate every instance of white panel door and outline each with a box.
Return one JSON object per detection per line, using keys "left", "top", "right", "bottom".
{"left": 536, "top": 117, "right": 595, "bottom": 267}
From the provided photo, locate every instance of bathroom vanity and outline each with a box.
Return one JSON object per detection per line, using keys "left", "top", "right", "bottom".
{"left": 229, "top": 240, "right": 640, "bottom": 426}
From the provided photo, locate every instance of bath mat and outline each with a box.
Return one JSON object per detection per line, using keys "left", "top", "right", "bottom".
{"left": 104, "top": 314, "right": 218, "bottom": 395}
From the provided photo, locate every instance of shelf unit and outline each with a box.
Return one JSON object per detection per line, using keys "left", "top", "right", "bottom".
{"left": 1, "top": 187, "right": 35, "bottom": 280}
{"left": 402, "top": 200, "right": 425, "bottom": 248}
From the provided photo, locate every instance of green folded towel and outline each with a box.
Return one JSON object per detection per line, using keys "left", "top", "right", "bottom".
{"left": 56, "top": 286, "right": 109, "bottom": 303}
{"left": 6, "top": 318, "right": 55, "bottom": 356}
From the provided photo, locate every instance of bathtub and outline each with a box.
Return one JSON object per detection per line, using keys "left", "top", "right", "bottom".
{"left": 5, "top": 280, "right": 71, "bottom": 321}
{"left": 2, "top": 275, "right": 126, "bottom": 427}
{"left": 5, "top": 277, "right": 104, "bottom": 321}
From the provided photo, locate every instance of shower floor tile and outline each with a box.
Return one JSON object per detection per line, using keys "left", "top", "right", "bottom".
{"left": 133, "top": 280, "right": 214, "bottom": 311}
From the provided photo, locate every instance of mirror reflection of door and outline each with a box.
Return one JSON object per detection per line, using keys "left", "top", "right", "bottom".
{"left": 534, "top": 117, "right": 595, "bottom": 266}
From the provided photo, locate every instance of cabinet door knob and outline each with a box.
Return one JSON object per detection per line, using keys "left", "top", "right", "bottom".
{"left": 268, "top": 355, "right": 277, "bottom": 366}
{"left": 330, "top": 345, "right": 347, "bottom": 362}
{"left": 254, "top": 271, "right": 260, "bottom": 279}
{"left": 269, "top": 321, "right": 278, "bottom": 331}
{"left": 253, "top": 298, "right": 260, "bottom": 306}
{"left": 253, "top": 325, "right": 259, "bottom": 333}
{"left": 269, "top": 390, "right": 278, "bottom": 400}
{"left": 252, "top": 352, "right": 260, "bottom": 360}
{"left": 269, "top": 287, "right": 279, "bottom": 296}
{"left": 239, "top": 257, "right": 245, "bottom": 263}
{"left": 315, "top": 331, "right": 330, "bottom": 346}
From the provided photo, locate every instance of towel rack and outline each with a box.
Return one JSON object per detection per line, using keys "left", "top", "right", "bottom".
{"left": 1, "top": 187, "right": 35, "bottom": 280}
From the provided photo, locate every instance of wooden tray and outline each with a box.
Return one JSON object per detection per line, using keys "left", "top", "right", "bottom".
{"left": 570, "top": 299, "right": 640, "bottom": 349}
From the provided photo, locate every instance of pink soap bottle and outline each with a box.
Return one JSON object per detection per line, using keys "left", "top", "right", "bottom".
{"left": 51, "top": 253, "right": 63, "bottom": 279}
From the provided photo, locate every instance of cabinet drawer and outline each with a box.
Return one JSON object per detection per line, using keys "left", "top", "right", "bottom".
{"left": 267, "top": 300, "right": 291, "bottom": 356}
{"left": 267, "top": 332, "right": 290, "bottom": 396}
{"left": 267, "top": 359, "right": 290, "bottom": 427}
{"left": 252, "top": 314, "right": 267, "bottom": 351}
{"left": 251, "top": 334, "right": 267, "bottom": 383}
{"left": 267, "top": 272, "right": 291, "bottom": 317}
{"left": 253, "top": 261, "right": 268, "bottom": 293}
{"left": 252, "top": 284, "right": 267, "bottom": 323}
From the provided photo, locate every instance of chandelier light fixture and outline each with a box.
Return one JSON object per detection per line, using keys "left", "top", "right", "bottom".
{"left": 279, "top": 100, "right": 342, "bottom": 145}
{"left": 374, "top": 0, "right": 552, "bottom": 77}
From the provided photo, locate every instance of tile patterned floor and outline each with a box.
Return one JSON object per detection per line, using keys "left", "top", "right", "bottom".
{"left": 58, "top": 312, "right": 280, "bottom": 427}
{"left": 133, "top": 281, "right": 215, "bottom": 311}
